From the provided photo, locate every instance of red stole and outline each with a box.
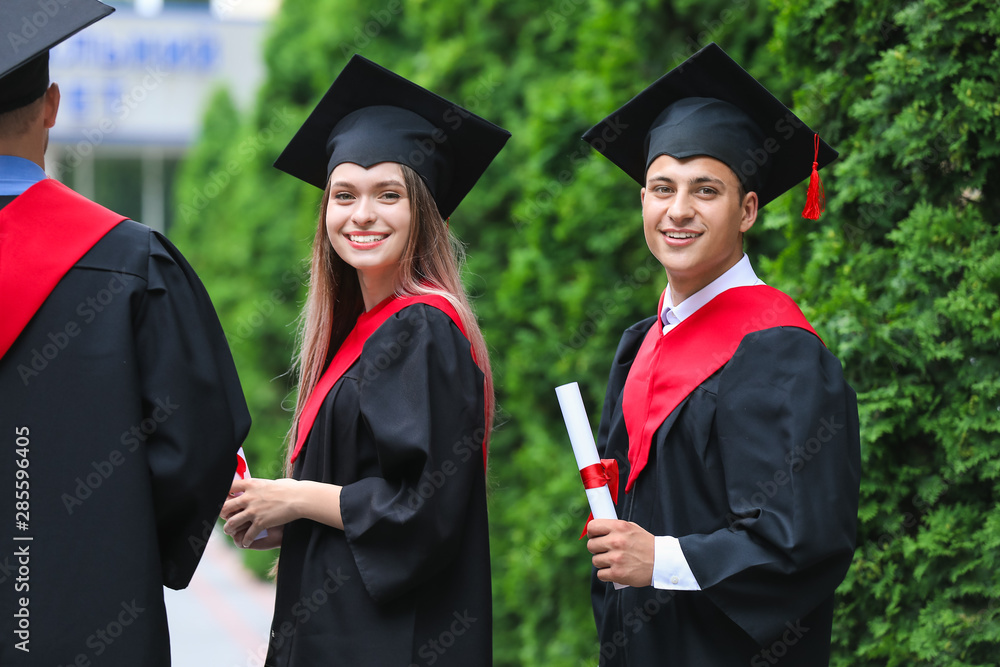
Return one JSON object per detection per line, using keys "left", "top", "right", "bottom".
{"left": 0, "top": 179, "right": 126, "bottom": 359}
{"left": 622, "top": 285, "right": 820, "bottom": 492}
{"left": 291, "top": 294, "right": 486, "bottom": 468}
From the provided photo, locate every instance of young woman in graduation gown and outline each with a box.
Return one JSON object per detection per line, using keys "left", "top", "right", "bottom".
{"left": 221, "top": 56, "right": 509, "bottom": 666}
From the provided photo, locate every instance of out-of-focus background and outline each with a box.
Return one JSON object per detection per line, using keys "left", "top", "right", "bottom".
{"left": 48, "top": 0, "right": 277, "bottom": 234}
{"left": 46, "top": 0, "right": 1000, "bottom": 665}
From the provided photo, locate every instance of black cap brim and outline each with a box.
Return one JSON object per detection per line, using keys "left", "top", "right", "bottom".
{"left": 0, "top": 0, "right": 113, "bottom": 77}
{"left": 274, "top": 55, "right": 510, "bottom": 220}
{"left": 582, "top": 43, "right": 837, "bottom": 209}
{"left": 0, "top": 0, "right": 114, "bottom": 113}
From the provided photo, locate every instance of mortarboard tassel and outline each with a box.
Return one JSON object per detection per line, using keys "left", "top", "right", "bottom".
{"left": 802, "top": 133, "right": 826, "bottom": 220}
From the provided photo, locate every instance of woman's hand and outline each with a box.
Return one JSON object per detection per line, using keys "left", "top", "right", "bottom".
{"left": 228, "top": 523, "right": 284, "bottom": 550}
{"left": 222, "top": 478, "right": 302, "bottom": 549}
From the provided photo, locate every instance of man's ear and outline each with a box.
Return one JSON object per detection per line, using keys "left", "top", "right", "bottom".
{"left": 42, "top": 83, "right": 60, "bottom": 130}
{"left": 739, "top": 190, "right": 758, "bottom": 233}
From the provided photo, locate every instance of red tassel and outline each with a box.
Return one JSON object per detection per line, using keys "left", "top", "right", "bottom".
{"left": 801, "top": 133, "right": 826, "bottom": 220}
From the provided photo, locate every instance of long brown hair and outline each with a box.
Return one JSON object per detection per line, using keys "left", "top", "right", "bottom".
{"left": 286, "top": 163, "right": 495, "bottom": 472}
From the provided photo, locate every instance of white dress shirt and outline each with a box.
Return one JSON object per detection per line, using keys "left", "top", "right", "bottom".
{"left": 651, "top": 254, "right": 764, "bottom": 590}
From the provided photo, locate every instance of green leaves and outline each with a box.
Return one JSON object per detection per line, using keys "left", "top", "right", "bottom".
{"left": 771, "top": 0, "right": 1000, "bottom": 664}
{"left": 172, "top": 0, "right": 999, "bottom": 663}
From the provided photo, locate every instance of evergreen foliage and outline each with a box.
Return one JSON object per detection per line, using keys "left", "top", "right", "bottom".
{"left": 169, "top": 0, "right": 999, "bottom": 663}
{"left": 767, "top": 1, "right": 1000, "bottom": 664}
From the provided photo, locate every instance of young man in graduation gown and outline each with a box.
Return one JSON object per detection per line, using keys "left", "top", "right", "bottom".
{"left": 581, "top": 44, "right": 861, "bottom": 666}
{"left": 0, "top": 2, "right": 251, "bottom": 665}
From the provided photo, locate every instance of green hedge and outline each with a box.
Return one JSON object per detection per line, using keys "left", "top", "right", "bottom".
{"left": 170, "top": 0, "right": 1000, "bottom": 664}
{"left": 768, "top": 1, "right": 1000, "bottom": 664}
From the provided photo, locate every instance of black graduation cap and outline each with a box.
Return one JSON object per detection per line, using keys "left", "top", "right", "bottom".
{"left": 0, "top": 0, "right": 114, "bottom": 114}
{"left": 274, "top": 55, "right": 511, "bottom": 220}
{"left": 582, "top": 43, "right": 837, "bottom": 217}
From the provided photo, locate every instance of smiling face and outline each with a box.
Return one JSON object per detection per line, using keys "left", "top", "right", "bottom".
{"left": 326, "top": 161, "right": 412, "bottom": 310}
{"left": 641, "top": 153, "right": 758, "bottom": 304}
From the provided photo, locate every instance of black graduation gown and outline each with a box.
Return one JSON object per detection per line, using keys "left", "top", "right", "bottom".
{"left": 0, "top": 205, "right": 251, "bottom": 665}
{"left": 592, "top": 317, "right": 860, "bottom": 666}
{"left": 265, "top": 304, "right": 491, "bottom": 667}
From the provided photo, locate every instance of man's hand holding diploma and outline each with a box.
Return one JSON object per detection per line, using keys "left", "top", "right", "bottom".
{"left": 586, "top": 519, "right": 655, "bottom": 587}
{"left": 556, "top": 382, "right": 633, "bottom": 590}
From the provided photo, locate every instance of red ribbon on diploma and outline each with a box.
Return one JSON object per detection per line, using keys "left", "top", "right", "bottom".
{"left": 235, "top": 449, "right": 249, "bottom": 480}
{"left": 580, "top": 459, "right": 619, "bottom": 539}
{"left": 235, "top": 446, "right": 251, "bottom": 481}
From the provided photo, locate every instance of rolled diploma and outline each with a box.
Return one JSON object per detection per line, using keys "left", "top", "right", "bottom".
{"left": 556, "top": 382, "right": 626, "bottom": 589}
{"left": 235, "top": 447, "right": 268, "bottom": 542}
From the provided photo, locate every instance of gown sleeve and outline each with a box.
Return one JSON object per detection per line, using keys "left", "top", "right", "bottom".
{"left": 678, "top": 327, "right": 861, "bottom": 645}
{"left": 339, "top": 305, "right": 486, "bottom": 603}
{"left": 134, "top": 230, "right": 251, "bottom": 590}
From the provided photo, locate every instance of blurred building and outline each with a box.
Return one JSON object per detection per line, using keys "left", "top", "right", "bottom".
{"left": 46, "top": 0, "right": 279, "bottom": 232}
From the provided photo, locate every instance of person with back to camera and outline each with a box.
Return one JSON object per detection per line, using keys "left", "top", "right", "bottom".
{"left": 221, "top": 55, "right": 509, "bottom": 666}
{"left": 0, "top": 2, "right": 251, "bottom": 664}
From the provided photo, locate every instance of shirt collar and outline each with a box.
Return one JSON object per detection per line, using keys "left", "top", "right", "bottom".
{"left": 0, "top": 156, "right": 47, "bottom": 196}
{"left": 661, "top": 254, "right": 764, "bottom": 327}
